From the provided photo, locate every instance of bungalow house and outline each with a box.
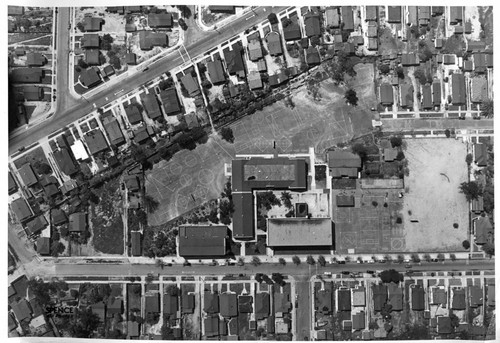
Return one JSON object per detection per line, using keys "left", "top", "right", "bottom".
{"left": 418, "top": 7, "right": 431, "bottom": 26}
{"left": 51, "top": 208, "right": 68, "bottom": 226}
{"left": 411, "top": 285, "right": 425, "bottom": 311}
{"left": 204, "top": 292, "right": 219, "bottom": 314}
{"left": 148, "top": 13, "right": 173, "bottom": 28}
{"left": 352, "top": 286, "right": 366, "bottom": 307}
{"left": 8, "top": 6, "right": 24, "bottom": 16}
{"left": 125, "top": 53, "right": 137, "bottom": 65}
{"left": 269, "top": 71, "right": 289, "bottom": 87}
{"left": 26, "top": 215, "right": 48, "bottom": 236}
{"left": 124, "top": 105, "right": 142, "bottom": 125}
{"left": 11, "top": 68, "right": 44, "bottom": 83}
{"left": 80, "top": 68, "right": 101, "bottom": 88}
{"left": 223, "top": 44, "right": 246, "bottom": 78}
{"left": 451, "top": 73, "right": 466, "bottom": 105}
{"left": 145, "top": 294, "right": 160, "bottom": 314}
{"left": 443, "top": 54, "right": 456, "bottom": 65}
{"left": 449, "top": 6, "right": 464, "bottom": 24}
{"left": 316, "top": 290, "right": 333, "bottom": 314}
{"left": 325, "top": 8, "right": 340, "bottom": 28}
{"left": 474, "top": 143, "right": 487, "bottom": 166}
{"left": 107, "top": 7, "right": 125, "bottom": 14}
{"left": 408, "top": 6, "right": 418, "bottom": 26}
{"left": 384, "top": 148, "right": 398, "bottom": 162}
{"left": 107, "top": 298, "right": 123, "bottom": 315}
{"left": 11, "top": 299, "right": 32, "bottom": 322}
{"left": 387, "top": 283, "right": 403, "bottom": 311}
{"left": 341, "top": 6, "right": 354, "bottom": 31}
{"left": 69, "top": 212, "right": 87, "bottom": 233}
{"left": 431, "top": 287, "right": 447, "bottom": 306}
{"left": 352, "top": 312, "right": 365, "bottom": 331}
{"left": 451, "top": 288, "right": 466, "bottom": 310}
{"left": 26, "top": 53, "right": 46, "bottom": 67}
{"left": 185, "top": 112, "right": 199, "bottom": 129}
{"left": 204, "top": 315, "right": 219, "bottom": 337}
{"left": 128, "top": 321, "right": 139, "bottom": 338}
{"left": 487, "top": 284, "right": 495, "bottom": 306}
{"left": 422, "top": 84, "right": 433, "bottom": 109}
{"left": 471, "top": 76, "right": 488, "bottom": 103}
{"left": 207, "top": 58, "right": 226, "bottom": 84}
{"left": 102, "top": 116, "right": 125, "bottom": 146}
{"left": 274, "top": 293, "right": 291, "bottom": 314}
{"left": 163, "top": 293, "right": 178, "bottom": 315}
{"left": 472, "top": 197, "right": 484, "bottom": 213}
{"left": 141, "top": 92, "right": 162, "bottom": 120}
{"left": 102, "top": 65, "right": 115, "bottom": 78}
{"left": 248, "top": 72, "right": 263, "bottom": 90}
{"left": 181, "top": 293, "right": 195, "bottom": 314}
{"left": 437, "top": 316, "right": 452, "bottom": 335}
{"left": 84, "top": 49, "right": 100, "bottom": 66}
{"left": 36, "top": 237, "right": 51, "bottom": 255}
{"left": 238, "top": 295, "right": 253, "bottom": 313}
{"left": 23, "top": 86, "right": 44, "bottom": 101}
{"left": 8, "top": 172, "right": 18, "bottom": 195}
{"left": 83, "top": 17, "right": 103, "bottom": 32}
{"left": 467, "top": 40, "right": 486, "bottom": 53}
{"left": 18, "top": 163, "right": 38, "bottom": 187}
{"left": 401, "top": 53, "right": 419, "bottom": 66}
{"left": 474, "top": 216, "right": 492, "bottom": 245}
{"left": 387, "top": 6, "right": 402, "bottom": 23}
{"left": 468, "top": 286, "right": 483, "bottom": 307}
{"left": 10, "top": 198, "right": 33, "bottom": 223}
{"left": 365, "top": 6, "right": 378, "bottom": 21}
{"left": 180, "top": 73, "right": 201, "bottom": 96}
{"left": 266, "top": 32, "right": 283, "bottom": 56}
{"left": 337, "top": 288, "right": 351, "bottom": 311}
{"left": 255, "top": 293, "right": 270, "bottom": 320}
{"left": 139, "top": 31, "right": 167, "bottom": 50}
{"left": 400, "top": 84, "right": 414, "bottom": 108}
{"left": 131, "top": 231, "right": 142, "bottom": 256}
{"left": 304, "top": 12, "right": 321, "bottom": 37}
{"left": 306, "top": 46, "right": 321, "bottom": 65}
{"left": 248, "top": 40, "right": 263, "bottom": 61}
{"left": 84, "top": 129, "right": 108, "bottom": 155}
{"left": 220, "top": 293, "right": 238, "bottom": 318}
{"left": 53, "top": 148, "right": 79, "bottom": 176}
{"left": 432, "top": 82, "right": 441, "bottom": 106}
{"left": 367, "top": 24, "right": 378, "bottom": 38}
{"left": 81, "top": 34, "right": 100, "bottom": 48}
{"left": 463, "top": 60, "right": 473, "bottom": 72}
{"left": 125, "top": 6, "right": 142, "bottom": 14}
{"left": 372, "top": 284, "right": 388, "bottom": 312}
{"left": 328, "top": 150, "right": 361, "bottom": 178}
{"left": 160, "top": 88, "right": 181, "bottom": 115}
{"left": 368, "top": 38, "right": 378, "bottom": 51}
{"left": 283, "top": 22, "right": 302, "bottom": 41}
{"left": 379, "top": 83, "right": 394, "bottom": 106}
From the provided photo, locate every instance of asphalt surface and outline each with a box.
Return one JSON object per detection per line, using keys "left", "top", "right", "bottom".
{"left": 8, "top": 6, "right": 287, "bottom": 154}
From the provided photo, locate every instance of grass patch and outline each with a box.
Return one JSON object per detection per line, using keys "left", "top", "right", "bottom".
{"left": 13, "top": 146, "right": 49, "bottom": 169}
{"left": 8, "top": 33, "right": 49, "bottom": 45}
{"left": 22, "top": 35, "right": 52, "bottom": 46}
{"left": 91, "top": 179, "right": 124, "bottom": 255}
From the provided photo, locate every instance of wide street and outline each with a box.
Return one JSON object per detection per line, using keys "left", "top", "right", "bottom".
{"left": 8, "top": 6, "right": 287, "bottom": 154}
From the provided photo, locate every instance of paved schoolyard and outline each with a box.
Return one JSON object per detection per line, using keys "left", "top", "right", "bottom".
{"left": 145, "top": 135, "right": 235, "bottom": 226}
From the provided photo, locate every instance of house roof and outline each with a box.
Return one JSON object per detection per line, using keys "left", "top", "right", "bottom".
{"left": 266, "top": 31, "right": 283, "bottom": 55}
{"left": 139, "top": 31, "right": 167, "bottom": 50}
{"left": 181, "top": 293, "right": 195, "bottom": 313}
{"left": 468, "top": 286, "right": 483, "bottom": 307}
{"left": 53, "top": 148, "right": 79, "bottom": 176}
{"left": 27, "top": 53, "right": 45, "bottom": 66}
{"left": 387, "top": 283, "right": 403, "bottom": 311}
{"left": 8, "top": 5, "right": 24, "bottom": 15}
{"left": 185, "top": 113, "right": 200, "bottom": 129}
{"left": 316, "top": 290, "right": 333, "bottom": 313}
{"left": 107, "top": 298, "right": 122, "bottom": 314}
{"left": 238, "top": 295, "right": 253, "bottom": 313}
{"left": 160, "top": 88, "right": 181, "bottom": 115}
{"left": 11, "top": 68, "right": 43, "bottom": 83}
{"left": 400, "top": 83, "right": 414, "bottom": 108}
{"left": 178, "top": 225, "right": 227, "bottom": 257}
{"left": 487, "top": 284, "right": 495, "bottom": 306}
{"left": 248, "top": 40, "right": 263, "bottom": 61}
{"left": 411, "top": 286, "right": 425, "bottom": 310}
{"left": 352, "top": 312, "right": 365, "bottom": 330}
{"left": 248, "top": 72, "right": 263, "bottom": 90}
{"left": 328, "top": 150, "right": 362, "bottom": 168}
{"left": 450, "top": 6, "right": 464, "bottom": 23}
{"left": 131, "top": 231, "right": 141, "bottom": 256}
{"left": 204, "top": 292, "right": 219, "bottom": 313}
{"left": 11, "top": 299, "right": 32, "bottom": 322}
{"left": 22, "top": 86, "right": 44, "bottom": 101}
{"left": 267, "top": 218, "right": 333, "bottom": 247}
{"left": 148, "top": 13, "right": 173, "bottom": 28}
{"left": 365, "top": 6, "right": 378, "bottom": 21}
{"left": 163, "top": 293, "right": 178, "bottom": 314}
{"left": 84, "top": 129, "right": 108, "bottom": 155}
{"left": 209, "top": 6, "right": 235, "bottom": 13}
{"left": 326, "top": 8, "right": 340, "bottom": 27}
{"left": 471, "top": 76, "right": 488, "bottom": 103}
{"left": 337, "top": 289, "right": 351, "bottom": 311}
{"left": 473, "top": 53, "right": 487, "bottom": 73}
{"left": 283, "top": 22, "right": 302, "bottom": 41}
{"left": 372, "top": 284, "right": 387, "bottom": 312}
{"left": 125, "top": 52, "right": 137, "bottom": 65}
{"left": 11, "top": 198, "right": 32, "bottom": 222}
{"left": 304, "top": 12, "right": 321, "bottom": 37}
{"left": 128, "top": 321, "right": 139, "bottom": 336}
{"left": 18, "top": 163, "right": 38, "bottom": 187}
{"left": 467, "top": 40, "right": 486, "bottom": 52}
{"left": 232, "top": 193, "right": 254, "bottom": 240}
{"left": 451, "top": 74, "right": 466, "bottom": 105}
{"left": 341, "top": 6, "right": 354, "bottom": 31}
{"left": 36, "top": 237, "right": 50, "bottom": 255}
{"left": 379, "top": 83, "right": 394, "bottom": 105}
{"left": 26, "top": 215, "right": 48, "bottom": 236}
{"left": 80, "top": 68, "right": 101, "bottom": 88}
{"left": 181, "top": 74, "right": 200, "bottom": 96}
{"left": 443, "top": 54, "right": 456, "bottom": 65}
{"left": 336, "top": 195, "right": 355, "bottom": 207}
{"left": 352, "top": 286, "right": 366, "bottom": 307}
{"left": 207, "top": 58, "right": 226, "bottom": 84}
{"left": 269, "top": 71, "right": 289, "bottom": 86}
{"left": 422, "top": 84, "right": 432, "bottom": 109}
{"left": 133, "top": 126, "right": 150, "bottom": 144}
{"left": 44, "top": 183, "right": 59, "bottom": 198}
{"left": 204, "top": 315, "right": 219, "bottom": 337}
{"left": 220, "top": 293, "right": 238, "bottom": 318}
{"left": 8, "top": 313, "right": 17, "bottom": 331}
{"left": 81, "top": 34, "right": 100, "bottom": 48}
{"left": 69, "top": 212, "right": 86, "bottom": 232}
{"left": 432, "top": 287, "right": 447, "bottom": 305}
{"left": 384, "top": 148, "right": 399, "bottom": 162}
{"left": 475, "top": 216, "right": 492, "bottom": 244}
{"left": 432, "top": 82, "right": 441, "bottom": 106}
{"left": 387, "top": 6, "right": 401, "bottom": 23}
{"left": 274, "top": 293, "right": 291, "bottom": 313}
{"left": 102, "top": 117, "right": 125, "bottom": 146}
{"left": 367, "top": 24, "right": 378, "bottom": 38}
{"left": 11, "top": 275, "right": 28, "bottom": 298}
{"left": 8, "top": 172, "right": 17, "bottom": 194}
{"left": 401, "top": 53, "right": 419, "bottom": 66}
{"left": 140, "top": 92, "right": 162, "bottom": 119}
{"left": 125, "top": 24, "right": 136, "bottom": 33}
{"left": 437, "top": 316, "right": 452, "bottom": 334}
{"left": 255, "top": 293, "right": 270, "bottom": 320}
{"left": 145, "top": 293, "right": 160, "bottom": 313}
{"left": 224, "top": 45, "right": 246, "bottom": 76}
{"left": 306, "top": 46, "right": 321, "bottom": 65}
{"left": 472, "top": 197, "right": 484, "bottom": 213}
{"left": 124, "top": 105, "right": 142, "bottom": 124}
{"left": 83, "top": 17, "right": 103, "bottom": 32}
{"left": 102, "top": 65, "right": 115, "bottom": 77}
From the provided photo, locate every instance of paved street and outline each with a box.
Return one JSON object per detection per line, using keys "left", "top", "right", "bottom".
{"left": 8, "top": 6, "right": 287, "bottom": 154}
{"left": 381, "top": 118, "right": 494, "bottom": 131}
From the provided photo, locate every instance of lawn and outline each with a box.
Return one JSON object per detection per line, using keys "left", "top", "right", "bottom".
{"left": 127, "top": 284, "right": 142, "bottom": 313}
{"left": 90, "top": 179, "right": 124, "bottom": 255}
{"left": 22, "top": 35, "right": 52, "bottom": 46}
{"left": 13, "top": 146, "right": 50, "bottom": 170}
{"left": 402, "top": 138, "right": 469, "bottom": 252}
{"left": 8, "top": 32, "right": 50, "bottom": 45}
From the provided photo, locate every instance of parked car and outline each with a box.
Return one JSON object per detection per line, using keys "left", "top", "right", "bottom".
{"left": 337, "top": 261, "right": 346, "bottom": 264}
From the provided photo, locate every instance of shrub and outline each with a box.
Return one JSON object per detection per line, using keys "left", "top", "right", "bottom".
{"left": 390, "top": 136, "right": 403, "bottom": 148}
{"left": 379, "top": 64, "right": 390, "bottom": 74}
{"left": 453, "top": 223, "right": 459, "bottom": 229}
{"left": 465, "top": 154, "right": 473, "bottom": 165}
{"left": 292, "top": 256, "right": 301, "bottom": 265}
{"left": 462, "top": 240, "right": 470, "bottom": 250}
{"left": 372, "top": 201, "right": 378, "bottom": 207}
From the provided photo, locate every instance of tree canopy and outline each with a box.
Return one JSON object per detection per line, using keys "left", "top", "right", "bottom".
{"left": 379, "top": 269, "right": 404, "bottom": 284}
{"left": 459, "top": 181, "right": 482, "bottom": 201}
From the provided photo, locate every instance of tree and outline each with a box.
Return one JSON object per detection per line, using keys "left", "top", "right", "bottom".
{"left": 413, "top": 69, "right": 427, "bottom": 84}
{"left": 480, "top": 99, "right": 493, "bottom": 118}
{"left": 280, "top": 192, "right": 293, "bottom": 209}
{"left": 450, "top": 254, "right": 456, "bottom": 261}
{"left": 159, "top": 78, "right": 174, "bottom": 90}
{"left": 251, "top": 256, "right": 261, "bottom": 266}
{"left": 271, "top": 273, "right": 285, "bottom": 285}
{"left": 78, "top": 58, "right": 88, "bottom": 69}
{"left": 101, "top": 34, "right": 114, "bottom": 50}
{"left": 237, "top": 257, "right": 245, "bottom": 266}
{"left": 395, "top": 66, "right": 405, "bottom": 79}
{"left": 76, "top": 21, "right": 85, "bottom": 32}
{"left": 70, "top": 308, "right": 100, "bottom": 338}
{"left": 483, "top": 243, "right": 495, "bottom": 256}
{"left": 278, "top": 257, "right": 286, "bottom": 265}
{"left": 143, "top": 195, "right": 159, "bottom": 214}
{"left": 459, "top": 181, "right": 482, "bottom": 201}
{"left": 351, "top": 143, "right": 368, "bottom": 161}
{"left": 449, "top": 314, "right": 460, "bottom": 328}
{"left": 423, "top": 253, "right": 431, "bottom": 262}
{"left": 220, "top": 127, "right": 234, "bottom": 143}
{"left": 267, "top": 13, "right": 279, "bottom": 25}
{"left": 462, "top": 240, "right": 470, "bottom": 250}
{"left": 344, "top": 89, "right": 358, "bottom": 106}
{"left": 292, "top": 256, "right": 301, "bottom": 265}
{"left": 51, "top": 241, "right": 65, "bottom": 257}
{"left": 306, "top": 255, "right": 315, "bottom": 265}
{"left": 466, "top": 153, "right": 473, "bottom": 165}
{"left": 318, "top": 255, "right": 326, "bottom": 267}
{"left": 257, "top": 191, "right": 281, "bottom": 211}
{"left": 379, "top": 64, "right": 390, "bottom": 74}
{"left": 390, "top": 136, "right": 403, "bottom": 148}
{"left": 379, "top": 269, "right": 404, "bottom": 284}
{"left": 436, "top": 253, "right": 445, "bottom": 262}
{"left": 109, "top": 55, "right": 121, "bottom": 70}
{"left": 145, "top": 273, "right": 154, "bottom": 284}
{"left": 35, "top": 162, "right": 52, "bottom": 175}
{"left": 397, "top": 255, "right": 404, "bottom": 263}
{"left": 445, "top": 129, "right": 451, "bottom": 138}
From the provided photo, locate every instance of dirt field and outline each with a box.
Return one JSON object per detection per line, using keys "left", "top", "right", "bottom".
{"left": 403, "top": 138, "right": 469, "bottom": 252}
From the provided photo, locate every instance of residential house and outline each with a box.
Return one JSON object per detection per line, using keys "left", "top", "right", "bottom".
{"left": 379, "top": 83, "right": 394, "bottom": 106}
{"left": 84, "top": 129, "right": 108, "bottom": 155}
{"left": 451, "top": 288, "right": 466, "bottom": 310}
{"left": 107, "top": 297, "right": 123, "bottom": 315}
{"left": 387, "top": 6, "right": 402, "bottom": 23}
{"left": 141, "top": 92, "right": 163, "bottom": 120}
{"left": 408, "top": 6, "right": 418, "bottom": 26}
{"left": 148, "top": 13, "right": 173, "bottom": 28}
{"left": 131, "top": 231, "right": 141, "bottom": 256}
{"left": 102, "top": 65, "right": 115, "bottom": 77}
{"left": 269, "top": 71, "right": 289, "bottom": 87}
{"left": 400, "top": 83, "right": 414, "bottom": 108}
{"left": 8, "top": 6, "right": 24, "bottom": 16}
{"left": 83, "top": 17, "right": 103, "bottom": 32}
{"left": 274, "top": 293, "right": 291, "bottom": 314}
{"left": 463, "top": 60, "right": 473, "bottom": 72}
{"left": 53, "top": 148, "right": 79, "bottom": 176}
{"left": 316, "top": 290, "right": 333, "bottom": 314}
{"left": 468, "top": 286, "right": 483, "bottom": 307}
{"left": 18, "top": 163, "right": 38, "bottom": 187}
{"left": 138, "top": 31, "right": 167, "bottom": 50}
{"left": 443, "top": 54, "right": 456, "bottom": 65}
{"left": 181, "top": 293, "right": 195, "bottom": 314}
{"left": 178, "top": 225, "right": 228, "bottom": 257}
{"left": 204, "top": 292, "right": 219, "bottom": 314}
{"left": 125, "top": 52, "right": 137, "bottom": 65}
{"left": 204, "top": 315, "right": 219, "bottom": 337}
{"left": 367, "top": 24, "right": 377, "bottom": 38}
{"left": 352, "top": 286, "right": 366, "bottom": 307}
{"left": 125, "top": 23, "right": 136, "bottom": 32}
{"left": 248, "top": 40, "right": 263, "bottom": 61}
{"left": 163, "top": 293, "right": 178, "bottom": 315}
{"left": 266, "top": 32, "right": 283, "bottom": 55}
{"left": 247, "top": 72, "right": 263, "bottom": 90}
{"left": 36, "top": 237, "right": 50, "bottom": 255}
{"left": 473, "top": 53, "right": 487, "bottom": 73}
{"left": 467, "top": 40, "right": 486, "bottom": 53}
{"left": 81, "top": 34, "right": 100, "bottom": 48}
{"left": 80, "top": 67, "right": 101, "bottom": 88}
{"left": 125, "top": 105, "right": 143, "bottom": 125}
{"left": 26, "top": 53, "right": 46, "bottom": 67}
{"left": 474, "top": 216, "right": 492, "bottom": 245}
{"left": 422, "top": 84, "right": 432, "bottom": 109}
{"left": 337, "top": 288, "right": 351, "bottom": 311}
{"left": 125, "top": 6, "right": 142, "bottom": 14}
{"left": 437, "top": 316, "right": 452, "bottom": 335}
{"left": 471, "top": 76, "right": 488, "bottom": 103}
{"left": 238, "top": 295, "right": 253, "bottom": 313}
{"left": 23, "top": 86, "right": 44, "bottom": 101}
{"left": 328, "top": 150, "right": 362, "bottom": 178}
{"left": 223, "top": 44, "right": 246, "bottom": 78}
{"left": 10, "top": 198, "right": 33, "bottom": 222}
{"left": 207, "top": 58, "right": 226, "bottom": 84}
{"left": 220, "top": 293, "right": 238, "bottom": 317}
{"left": 450, "top": 6, "right": 464, "bottom": 24}
{"left": 471, "top": 197, "right": 484, "bottom": 213}
{"left": 435, "top": 38, "right": 443, "bottom": 49}
{"left": 487, "top": 284, "right": 495, "bottom": 306}
{"left": 128, "top": 321, "right": 139, "bottom": 337}
{"left": 145, "top": 294, "right": 160, "bottom": 313}
{"left": 306, "top": 46, "right": 321, "bottom": 65}
{"left": 418, "top": 6, "right": 430, "bottom": 26}
{"left": 411, "top": 285, "right": 425, "bottom": 311}
{"left": 352, "top": 312, "right": 365, "bottom": 331}
{"left": 401, "top": 53, "right": 419, "bottom": 66}
{"left": 432, "top": 82, "right": 441, "bottom": 106}
{"left": 325, "top": 8, "right": 340, "bottom": 28}
{"left": 185, "top": 112, "right": 200, "bottom": 129}
{"left": 11, "top": 299, "right": 32, "bottom": 322}
{"left": 372, "top": 284, "right": 388, "bottom": 312}
{"left": 180, "top": 73, "right": 201, "bottom": 96}
{"left": 160, "top": 88, "right": 181, "bottom": 115}
{"left": 365, "top": 6, "right": 378, "bottom": 21}
{"left": 8, "top": 172, "right": 17, "bottom": 194}
{"left": 304, "top": 12, "right": 321, "bottom": 37}
{"left": 11, "top": 68, "right": 44, "bottom": 83}
{"left": 283, "top": 22, "right": 302, "bottom": 41}
{"left": 368, "top": 38, "right": 378, "bottom": 51}
{"left": 451, "top": 73, "right": 466, "bottom": 105}
{"left": 102, "top": 116, "right": 125, "bottom": 146}
{"left": 388, "top": 283, "right": 403, "bottom": 311}
{"left": 341, "top": 6, "right": 354, "bottom": 31}
{"left": 255, "top": 293, "right": 270, "bottom": 320}
{"left": 107, "top": 6, "right": 125, "bottom": 14}
{"left": 51, "top": 208, "right": 67, "bottom": 226}
{"left": 431, "top": 287, "right": 447, "bottom": 306}
{"left": 69, "top": 212, "right": 87, "bottom": 232}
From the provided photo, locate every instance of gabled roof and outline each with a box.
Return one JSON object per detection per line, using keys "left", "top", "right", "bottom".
{"left": 84, "top": 49, "right": 100, "bottom": 65}
{"left": 148, "top": 13, "right": 173, "bottom": 28}
{"left": 387, "top": 6, "right": 401, "bottom": 23}
{"left": 387, "top": 283, "right": 403, "bottom": 311}
{"left": 80, "top": 68, "right": 101, "bottom": 88}
{"left": 487, "top": 284, "right": 495, "bottom": 306}
{"left": 11, "top": 68, "right": 43, "bottom": 84}
{"left": 372, "top": 284, "right": 387, "bottom": 312}
{"left": 224, "top": 45, "right": 246, "bottom": 77}
{"left": 467, "top": 40, "right": 486, "bottom": 52}
{"left": 139, "top": 31, "right": 167, "bottom": 50}
{"left": 352, "top": 312, "right": 365, "bottom": 330}
{"left": 84, "top": 129, "right": 108, "bottom": 155}
{"left": 102, "top": 117, "right": 125, "bottom": 146}
{"left": 468, "top": 286, "right": 483, "bottom": 307}
{"left": 248, "top": 72, "right": 263, "bottom": 90}
{"left": 145, "top": 293, "right": 160, "bottom": 313}
{"left": 128, "top": 321, "right": 139, "bottom": 336}
{"left": 207, "top": 58, "right": 226, "bottom": 84}
{"left": 352, "top": 286, "right": 365, "bottom": 307}
{"left": 451, "top": 73, "right": 466, "bottom": 105}
{"left": 450, "top": 6, "right": 464, "bottom": 24}
{"left": 36, "top": 237, "right": 51, "bottom": 255}
{"left": 283, "top": 22, "right": 302, "bottom": 41}
{"left": 437, "top": 316, "right": 452, "bottom": 334}
{"left": 69, "top": 212, "right": 86, "bottom": 232}
{"left": 124, "top": 105, "right": 143, "bottom": 125}
{"left": 107, "top": 298, "right": 123, "bottom": 314}
{"left": 471, "top": 76, "right": 488, "bottom": 103}
{"left": 328, "top": 150, "right": 362, "bottom": 168}
{"left": 8, "top": 172, "right": 17, "bottom": 194}
{"left": 452, "top": 288, "right": 466, "bottom": 309}
{"left": 255, "top": 293, "right": 270, "bottom": 320}
{"left": 53, "top": 148, "right": 79, "bottom": 176}
{"left": 248, "top": 40, "right": 263, "bottom": 61}
{"left": 337, "top": 289, "right": 351, "bottom": 311}
{"left": 181, "top": 293, "right": 195, "bottom": 313}
{"left": 365, "top": 6, "right": 378, "bottom": 21}
{"left": 26, "top": 53, "right": 45, "bottom": 67}
{"left": 26, "top": 215, "right": 48, "bottom": 236}
{"left": 11, "top": 198, "right": 32, "bottom": 222}
{"left": 411, "top": 285, "right": 425, "bottom": 310}
{"left": 238, "top": 295, "right": 253, "bottom": 313}
{"left": 379, "top": 83, "right": 394, "bottom": 105}
{"left": 266, "top": 32, "right": 283, "bottom": 55}
{"left": 81, "top": 34, "right": 100, "bottom": 48}
{"left": 432, "top": 82, "right": 441, "bottom": 106}
{"left": 306, "top": 46, "right": 321, "bottom": 65}
{"left": 400, "top": 83, "right": 414, "bottom": 108}
{"left": 423, "top": 84, "right": 434, "bottom": 109}
{"left": 316, "top": 290, "right": 333, "bottom": 313}
{"left": 160, "top": 88, "right": 181, "bottom": 115}
{"left": 274, "top": 293, "right": 291, "bottom": 313}
{"left": 204, "top": 315, "right": 219, "bottom": 337}
{"left": 141, "top": 92, "right": 162, "bottom": 119}
{"left": 102, "top": 65, "right": 115, "bottom": 77}
{"left": 179, "top": 225, "right": 228, "bottom": 257}
{"left": 304, "top": 12, "right": 321, "bottom": 37}
{"left": 401, "top": 53, "right": 419, "bottom": 66}
{"left": 341, "top": 6, "right": 354, "bottom": 31}
{"left": 18, "top": 163, "right": 38, "bottom": 187}
{"left": 181, "top": 73, "right": 201, "bottom": 96}
{"left": 204, "top": 292, "right": 219, "bottom": 313}
{"left": 220, "top": 293, "right": 238, "bottom": 317}
{"left": 431, "top": 287, "right": 447, "bottom": 305}
{"left": 131, "top": 231, "right": 141, "bottom": 256}
{"left": 163, "top": 293, "right": 178, "bottom": 314}
{"left": 474, "top": 216, "right": 492, "bottom": 244}
{"left": 51, "top": 208, "right": 68, "bottom": 226}
{"left": 367, "top": 24, "right": 378, "bottom": 38}
{"left": 8, "top": 6, "right": 24, "bottom": 16}
{"left": 325, "top": 8, "right": 340, "bottom": 28}
{"left": 125, "top": 52, "right": 137, "bottom": 65}
{"left": 11, "top": 299, "right": 32, "bottom": 322}
{"left": 83, "top": 17, "right": 103, "bottom": 32}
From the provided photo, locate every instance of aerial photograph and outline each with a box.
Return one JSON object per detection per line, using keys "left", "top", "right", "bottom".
{"left": 6, "top": 3, "right": 496, "bottom": 341}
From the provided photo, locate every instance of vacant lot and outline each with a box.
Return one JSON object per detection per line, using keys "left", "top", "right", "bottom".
{"left": 402, "top": 138, "right": 469, "bottom": 252}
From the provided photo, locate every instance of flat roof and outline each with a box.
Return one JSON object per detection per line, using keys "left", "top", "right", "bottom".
{"left": 267, "top": 218, "right": 332, "bottom": 246}
{"left": 178, "top": 225, "right": 228, "bottom": 257}
{"left": 232, "top": 193, "right": 254, "bottom": 240}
